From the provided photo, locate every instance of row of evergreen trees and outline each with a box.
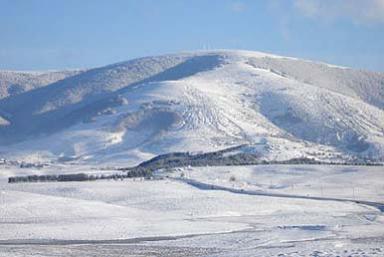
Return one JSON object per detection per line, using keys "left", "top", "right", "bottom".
{"left": 8, "top": 169, "right": 152, "bottom": 183}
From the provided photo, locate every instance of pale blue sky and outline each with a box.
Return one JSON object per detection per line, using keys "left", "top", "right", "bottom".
{"left": 1, "top": 0, "right": 384, "bottom": 71}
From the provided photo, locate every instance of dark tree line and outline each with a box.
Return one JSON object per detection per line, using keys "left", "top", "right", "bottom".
{"left": 8, "top": 169, "right": 152, "bottom": 184}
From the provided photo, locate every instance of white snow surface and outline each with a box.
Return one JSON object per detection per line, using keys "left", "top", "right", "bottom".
{"left": 0, "top": 69, "right": 84, "bottom": 99}
{"left": 0, "top": 50, "right": 383, "bottom": 165}
{"left": 1, "top": 50, "right": 384, "bottom": 256}
{"left": 0, "top": 164, "right": 383, "bottom": 256}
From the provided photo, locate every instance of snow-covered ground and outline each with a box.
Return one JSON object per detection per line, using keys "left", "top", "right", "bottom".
{"left": 0, "top": 50, "right": 383, "bottom": 256}
{"left": 1, "top": 164, "right": 383, "bottom": 256}
{"left": 170, "top": 165, "right": 384, "bottom": 202}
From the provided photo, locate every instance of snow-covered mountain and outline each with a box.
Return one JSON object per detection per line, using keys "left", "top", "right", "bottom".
{"left": 0, "top": 69, "right": 85, "bottom": 99}
{"left": 0, "top": 50, "right": 383, "bottom": 165}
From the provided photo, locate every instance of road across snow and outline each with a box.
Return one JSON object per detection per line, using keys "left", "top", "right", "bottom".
{"left": 1, "top": 164, "right": 383, "bottom": 256}
{"left": 173, "top": 177, "right": 384, "bottom": 213}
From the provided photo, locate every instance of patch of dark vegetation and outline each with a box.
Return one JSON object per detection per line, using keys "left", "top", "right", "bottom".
{"left": 127, "top": 145, "right": 255, "bottom": 172}
{"left": 8, "top": 169, "right": 152, "bottom": 184}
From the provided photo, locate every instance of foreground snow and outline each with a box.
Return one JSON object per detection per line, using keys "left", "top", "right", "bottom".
{"left": 0, "top": 164, "right": 383, "bottom": 256}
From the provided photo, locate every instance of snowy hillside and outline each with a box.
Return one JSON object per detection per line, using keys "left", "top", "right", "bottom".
{"left": 0, "top": 50, "right": 383, "bottom": 164}
{"left": 0, "top": 69, "right": 84, "bottom": 99}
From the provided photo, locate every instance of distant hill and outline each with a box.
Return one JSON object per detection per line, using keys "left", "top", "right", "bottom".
{"left": 0, "top": 69, "right": 85, "bottom": 99}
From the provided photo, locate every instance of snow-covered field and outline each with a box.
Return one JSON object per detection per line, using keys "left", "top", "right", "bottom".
{"left": 1, "top": 164, "right": 383, "bottom": 256}
{"left": 172, "top": 165, "right": 384, "bottom": 202}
